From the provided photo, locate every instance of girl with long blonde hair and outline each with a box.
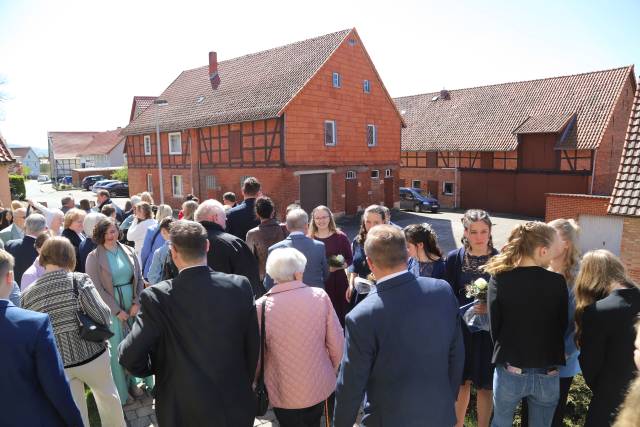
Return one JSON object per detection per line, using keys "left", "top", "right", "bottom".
{"left": 574, "top": 250, "right": 640, "bottom": 427}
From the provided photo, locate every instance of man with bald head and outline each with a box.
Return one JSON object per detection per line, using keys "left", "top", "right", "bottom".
{"left": 0, "top": 207, "right": 26, "bottom": 244}
{"left": 195, "top": 199, "right": 262, "bottom": 297}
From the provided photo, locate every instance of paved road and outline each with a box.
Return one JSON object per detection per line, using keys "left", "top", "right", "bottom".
{"left": 25, "top": 180, "right": 128, "bottom": 210}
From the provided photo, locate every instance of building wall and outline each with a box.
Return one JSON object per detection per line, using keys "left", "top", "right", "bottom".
{"left": 398, "top": 167, "right": 457, "bottom": 208}
{"left": 20, "top": 150, "right": 41, "bottom": 176}
{"left": 621, "top": 217, "right": 640, "bottom": 283}
{"left": 592, "top": 72, "right": 637, "bottom": 195}
{"left": 544, "top": 193, "right": 610, "bottom": 222}
{"left": 108, "top": 141, "right": 126, "bottom": 167}
{"left": 284, "top": 31, "right": 402, "bottom": 168}
{"left": 0, "top": 165, "right": 12, "bottom": 206}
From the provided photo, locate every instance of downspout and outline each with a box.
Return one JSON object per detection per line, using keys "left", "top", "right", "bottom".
{"left": 454, "top": 154, "right": 459, "bottom": 208}
{"left": 590, "top": 148, "right": 597, "bottom": 195}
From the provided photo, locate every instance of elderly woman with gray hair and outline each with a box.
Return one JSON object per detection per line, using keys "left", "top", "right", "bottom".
{"left": 256, "top": 247, "right": 344, "bottom": 427}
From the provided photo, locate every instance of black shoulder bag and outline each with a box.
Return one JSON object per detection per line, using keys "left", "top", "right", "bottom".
{"left": 254, "top": 299, "right": 269, "bottom": 416}
{"left": 72, "top": 274, "right": 114, "bottom": 342}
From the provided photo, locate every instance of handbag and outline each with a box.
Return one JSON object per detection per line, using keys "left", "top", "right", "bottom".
{"left": 72, "top": 274, "right": 114, "bottom": 342}
{"left": 254, "top": 299, "right": 269, "bottom": 416}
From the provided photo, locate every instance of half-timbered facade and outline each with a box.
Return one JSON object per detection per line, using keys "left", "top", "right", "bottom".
{"left": 396, "top": 66, "right": 637, "bottom": 217}
{"left": 124, "top": 29, "right": 404, "bottom": 215}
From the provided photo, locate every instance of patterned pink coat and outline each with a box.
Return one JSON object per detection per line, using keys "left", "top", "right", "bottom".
{"left": 256, "top": 280, "right": 344, "bottom": 409}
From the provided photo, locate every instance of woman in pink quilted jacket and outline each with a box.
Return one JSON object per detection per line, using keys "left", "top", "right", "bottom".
{"left": 257, "top": 247, "right": 344, "bottom": 427}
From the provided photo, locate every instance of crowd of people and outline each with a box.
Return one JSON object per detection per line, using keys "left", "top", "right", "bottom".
{"left": 1, "top": 177, "right": 640, "bottom": 427}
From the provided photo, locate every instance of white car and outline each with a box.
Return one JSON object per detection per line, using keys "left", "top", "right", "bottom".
{"left": 37, "top": 175, "right": 50, "bottom": 183}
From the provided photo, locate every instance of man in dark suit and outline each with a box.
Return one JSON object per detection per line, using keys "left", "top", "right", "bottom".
{"left": 95, "top": 189, "right": 124, "bottom": 223}
{"left": 226, "top": 176, "right": 261, "bottom": 240}
{"left": 0, "top": 248, "right": 83, "bottom": 427}
{"left": 196, "top": 199, "right": 263, "bottom": 297}
{"left": 6, "top": 213, "right": 47, "bottom": 284}
{"left": 333, "top": 225, "right": 464, "bottom": 427}
{"left": 119, "top": 220, "right": 259, "bottom": 427}
{"left": 264, "top": 208, "right": 328, "bottom": 289}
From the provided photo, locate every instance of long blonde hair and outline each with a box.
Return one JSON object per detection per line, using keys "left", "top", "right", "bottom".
{"left": 309, "top": 205, "right": 337, "bottom": 237}
{"left": 574, "top": 250, "right": 637, "bottom": 346}
{"left": 483, "top": 221, "right": 556, "bottom": 276}
{"left": 548, "top": 218, "right": 581, "bottom": 284}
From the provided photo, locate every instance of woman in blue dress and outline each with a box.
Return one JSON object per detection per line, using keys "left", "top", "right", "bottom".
{"left": 444, "top": 209, "right": 498, "bottom": 427}
{"left": 404, "top": 223, "right": 445, "bottom": 279}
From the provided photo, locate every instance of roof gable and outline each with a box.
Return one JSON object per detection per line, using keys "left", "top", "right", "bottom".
{"left": 395, "top": 66, "right": 634, "bottom": 152}
{"left": 49, "top": 129, "right": 124, "bottom": 158}
{"left": 129, "top": 96, "right": 157, "bottom": 122}
{"left": 609, "top": 84, "right": 640, "bottom": 217}
{"left": 0, "top": 133, "right": 15, "bottom": 164}
{"left": 9, "top": 147, "right": 36, "bottom": 159}
{"left": 124, "top": 29, "right": 352, "bottom": 135}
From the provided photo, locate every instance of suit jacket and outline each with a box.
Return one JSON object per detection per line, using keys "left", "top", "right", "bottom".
{"left": 264, "top": 233, "right": 329, "bottom": 289}
{"left": 0, "top": 223, "right": 24, "bottom": 244}
{"left": 579, "top": 286, "right": 640, "bottom": 427}
{"left": 6, "top": 235, "right": 38, "bottom": 284}
{"left": 119, "top": 266, "right": 259, "bottom": 427}
{"left": 85, "top": 242, "right": 145, "bottom": 315}
{"left": 201, "top": 221, "right": 263, "bottom": 298}
{"left": 96, "top": 198, "right": 124, "bottom": 223}
{"left": 0, "top": 300, "right": 83, "bottom": 427}
{"left": 61, "top": 228, "right": 85, "bottom": 273}
{"left": 226, "top": 198, "right": 260, "bottom": 240}
{"left": 333, "top": 272, "right": 464, "bottom": 427}
{"left": 140, "top": 224, "right": 165, "bottom": 279}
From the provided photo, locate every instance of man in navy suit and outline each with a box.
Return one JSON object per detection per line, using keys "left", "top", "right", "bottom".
{"left": 6, "top": 213, "right": 47, "bottom": 284}
{"left": 333, "top": 225, "right": 464, "bottom": 427}
{"left": 264, "top": 208, "right": 328, "bottom": 289}
{"left": 0, "top": 248, "right": 82, "bottom": 427}
{"left": 226, "top": 176, "right": 261, "bottom": 240}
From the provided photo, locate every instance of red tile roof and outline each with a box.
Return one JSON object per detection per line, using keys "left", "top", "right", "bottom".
{"left": 0, "top": 133, "right": 16, "bottom": 163}
{"left": 48, "top": 129, "right": 124, "bottom": 158}
{"left": 395, "top": 66, "right": 634, "bottom": 152}
{"left": 123, "top": 29, "right": 353, "bottom": 135}
{"left": 609, "top": 84, "right": 640, "bottom": 217}
{"left": 129, "top": 96, "right": 157, "bottom": 122}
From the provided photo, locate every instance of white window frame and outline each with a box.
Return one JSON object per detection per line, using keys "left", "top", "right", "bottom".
{"left": 384, "top": 168, "right": 392, "bottom": 178}
{"left": 412, "top": 180, "right": 421, "bottom": 189}
{"left": 443, "top": 181, "right": 454, "bottom": 195}
{"left": 367, "top": 124, "right": 377, "bottom": 147}
{"left": 363, "top": 80, "right": 371, "bottom": 93}
{"left": 332, "top": 72, "right": 341, "bottom": 88}
{"left": 168, "top": 132, "right": 182, "bottom": 155}
{"left": 206, "top": 175, "right": 217, "bottom": 190}
{"left": 324, "top": 120, "right": 337, "bottom": 146}
{"left": 147, "top": 174, "right": 153, "bottom": 194}
{"left": 172, "top": 175, "right": 183, "bottom": 197}
{"left": 143, "top": 135, "right": 151, "bottom": 155}
{"left": 370, "top": 169, "right": 380, "bottom": 179}
{"left": 346, "top": 170, "right": 356, "bottom": 180}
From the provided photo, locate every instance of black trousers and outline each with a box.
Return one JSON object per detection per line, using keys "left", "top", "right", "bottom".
{"left": 521, "top": 376, "right": 573, "bottom": 427}
{"left": 274, "top": 401, "right": 325, "bottom": 427}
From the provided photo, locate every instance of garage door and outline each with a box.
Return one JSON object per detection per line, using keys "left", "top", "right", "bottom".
{"left": 577, "top": 214, "right": 623, "bottom": 256}
{"left": 299, "top": 173, "right": 328, "bottom": 214}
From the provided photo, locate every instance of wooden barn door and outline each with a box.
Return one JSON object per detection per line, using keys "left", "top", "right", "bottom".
{"left": 427, "top": 180, "right": 439, "bottom": 198}
{"left": 345, "top": 175, "right": 358, "bottom": 215}
{"left": 300, "top": 173, "right": 328, "bottom": 214}
{"left": 384, "top": 176, "right": 395, "bottom": 209}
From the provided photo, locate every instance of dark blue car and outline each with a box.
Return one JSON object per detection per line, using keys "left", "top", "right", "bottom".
{"left": 399, "top": 187, "right": 440, "bottom": 213}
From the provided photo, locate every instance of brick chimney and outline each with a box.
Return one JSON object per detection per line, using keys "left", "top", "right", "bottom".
{"left": 209, "top": 51, "right": 220, "bottom": 90}
{"left": 440, "top": 89, "right": 450, "bottom": 100}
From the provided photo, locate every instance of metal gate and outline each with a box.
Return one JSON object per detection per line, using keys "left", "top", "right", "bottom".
{"left": 577, "top": 214, "right": 624, "bottom": 256}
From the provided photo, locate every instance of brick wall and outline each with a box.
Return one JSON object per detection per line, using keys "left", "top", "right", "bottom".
{"left": 284, "top": 30, "right": 402, "bottom": 167}
{"left": 621, "top": 217, "right": 640, "bottom": 283}
{"left": 0, "top": 165, "right": 12, "bottom": 207}
{"left": 399, "top": 167, "right": 457, "bottom": 207}
{"left": 592, "top": 72, "right": 636, "bottom": 195}
{"left": 544, "top": 193, "right": 610, "bottom": 222}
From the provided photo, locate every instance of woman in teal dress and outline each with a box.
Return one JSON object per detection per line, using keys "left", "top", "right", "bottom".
{"left": 86, "top": 217, "right": 154, "bottom": 404}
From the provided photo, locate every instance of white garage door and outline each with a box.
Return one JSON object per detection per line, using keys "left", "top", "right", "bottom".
{"left": 577, "top": 214, "right": 623, "bottom": 256}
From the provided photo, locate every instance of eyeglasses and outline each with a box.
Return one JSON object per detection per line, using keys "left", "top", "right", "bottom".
{"left": 314, "top": 216, "right": 330, "bottom": 221}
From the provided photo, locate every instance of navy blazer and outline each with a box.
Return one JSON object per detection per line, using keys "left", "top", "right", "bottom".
{"left": 333, "top": 272, "right": 464, "bottom": 427}
{"left": 6, "top": 235, "right": 38, "bottom": 285}
{"left": 0, "top": 300, "right": 83, "bottom": 427}
{"left": 226, "top": 198, "right": 260, "bottom": 241}
{"left": 264, "top": 233, "right": 329, "bottom": 289}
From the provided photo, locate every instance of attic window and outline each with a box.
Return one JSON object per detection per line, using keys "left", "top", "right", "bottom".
{"left": 332, "top": 72, "right": 341, "bottom": 88}
{"left": 348, "top": 39, "right": 357, "bottom": 46}
{"left": 196, "top": 95, "right": 205, "bottom": 104}
{"left": 431, "top": 95, "right": 439, "bottom": 101}
{"left": 363, "top": 80, "right": 371, "bottom": 94}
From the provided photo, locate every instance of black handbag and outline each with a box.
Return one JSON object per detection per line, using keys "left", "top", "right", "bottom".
{"left": 72, "top": 275, "right": 114, "bottom": 342}
{"left": 255, "top": 299, "right": 269, "bottom": 416}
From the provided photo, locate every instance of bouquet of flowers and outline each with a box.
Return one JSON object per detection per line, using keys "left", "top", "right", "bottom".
{"left": 328, "top": 254, "right": 346, "bottom": 268}
{"left": 462, "top": 278, "right": 490, "bottom": 332}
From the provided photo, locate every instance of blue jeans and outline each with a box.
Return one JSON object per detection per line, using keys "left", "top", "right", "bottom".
{"left": 491, "top": 364, "right": 560, "bottom": 427}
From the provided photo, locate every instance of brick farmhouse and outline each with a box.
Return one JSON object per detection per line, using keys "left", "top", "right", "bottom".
{"left": 0, "top": 133, "right": 16, "bottom": 206}
{"left": 396, "top": 66, "right": 637, "bottom": 217}
{"left": 123, "top": 29, "right": 404, "bottom": 215}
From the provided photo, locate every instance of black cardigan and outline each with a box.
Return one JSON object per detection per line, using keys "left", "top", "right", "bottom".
{"left": 579, "top": 286, "right": 640, "bottom": 427}
{"left": 488, "top": 266, "right": 568, "bottom": 368}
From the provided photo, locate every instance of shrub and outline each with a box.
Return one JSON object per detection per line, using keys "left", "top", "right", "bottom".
{"left": 9, "top": 175, "right": 26, "bottom": 200}
{"left": 111, "top": 167, "right": 128, "bottom": 183}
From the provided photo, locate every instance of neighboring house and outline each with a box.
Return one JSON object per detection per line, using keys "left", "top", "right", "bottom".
{"left": 10, "top": 147, "right": 41, "bottom": 178}
{"left": 47, "top": 129, "right": 125, "bottom": 178}
{"left": 396, "top": 66, "right": 637, "bottom": 217}
{"left": 0, "top": 133, "right": 17, "bottom": 206}
{"left": 123, "top": 28, "right": 404, "bottom": 214}
{"left": 546, "top": 82, "right": 640, "bottom": 282}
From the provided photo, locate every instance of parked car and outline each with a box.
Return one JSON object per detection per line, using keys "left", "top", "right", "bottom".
{"left": 399, "top": 187, "right": 440, "bottom": 213}
{"left": 37, "top": 175, "right": 50, "bottom": 183}
{"left": 82, "top": 175, "right": 106, "bottom": 190}
{"left": 92, "top": 179, "right": 118, "bottom": 192}
{"left": 56, "top": 175, "right": 72, "bottom": 185}
{"left": 103, "top": 181, "right": 129, "bottom": 198}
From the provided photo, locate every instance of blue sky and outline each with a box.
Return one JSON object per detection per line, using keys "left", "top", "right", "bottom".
{"left": 0, "top": 0, "right": 638, "bottom": 150}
